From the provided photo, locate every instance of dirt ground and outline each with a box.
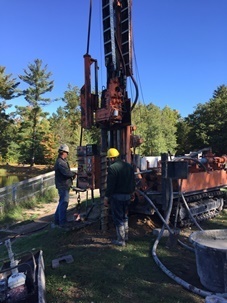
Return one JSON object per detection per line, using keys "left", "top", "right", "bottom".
{"left": 0, "top": 163, "right": 159, "bottom": 238}
{"left": 0, "top": 164, "right": 157, "bottom": 244}
{"left": 0, "top": 187, "right": 160, "bottom": 248}
{"left": 0, "top": 165, "right": 204, "bottom": 299}
{"left": 0, "top": 187, "right": 208, "bottom": 303}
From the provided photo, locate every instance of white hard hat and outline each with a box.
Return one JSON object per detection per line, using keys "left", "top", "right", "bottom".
{"left": 58, "top": 144, "right": 69, "bottom": 153}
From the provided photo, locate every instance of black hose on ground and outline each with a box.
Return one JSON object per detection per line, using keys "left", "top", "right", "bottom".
{"left": 139, "top": 180, "right": 227, "bottom": 298}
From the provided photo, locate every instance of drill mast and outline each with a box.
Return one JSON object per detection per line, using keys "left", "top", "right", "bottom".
{"left": 81, "top": 0, "right": 133, "bottom": 163}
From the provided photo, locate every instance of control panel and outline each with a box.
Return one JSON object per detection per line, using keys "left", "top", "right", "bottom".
{"left": 76, "top": 144, "right": 100, "bottom": 189}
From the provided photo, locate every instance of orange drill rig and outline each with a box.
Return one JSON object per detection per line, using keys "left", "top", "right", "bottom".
{"left": 77, "top": 0, "right": 227, "bottom": 228}
{"left": 78, "top": 0, "right": 139, "bottom": 222}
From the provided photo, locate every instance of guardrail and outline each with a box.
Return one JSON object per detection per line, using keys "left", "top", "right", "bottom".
{"left": 0, "top": 171, "right": 55, "bottom": 212}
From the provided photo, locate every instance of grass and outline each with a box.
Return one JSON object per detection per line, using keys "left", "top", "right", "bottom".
{"left": 0, "top": 187, "right": 58, "bottom": 225}
{"left": 3, "top": 211, "right": 227, "bottom": 303}
{"left": 0, "top": 186, "right": 227, "bottom": 303}
{"left": 0, "top": 168, "right": 7, "bottom": 176}
{"left": 0, "top": 227, "right": 204, "bottom": 303}
{"left": 0, "top": 165, "right": 226, "bottom": 302}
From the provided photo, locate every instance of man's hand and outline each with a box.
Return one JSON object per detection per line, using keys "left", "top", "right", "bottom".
{"left": 103, "top": 196, "right": 109, "bottom": 207}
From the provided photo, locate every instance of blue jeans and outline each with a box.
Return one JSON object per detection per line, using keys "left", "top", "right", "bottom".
{"left": 110, "top": 194, "right": 130, "bottom": 227}
{"left": 54, "top": 188, "right": 70, "bottom": 226}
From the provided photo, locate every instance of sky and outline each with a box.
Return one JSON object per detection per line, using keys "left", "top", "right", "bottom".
{"left": 1, "top": 0, "right": 227, "bottom": 118}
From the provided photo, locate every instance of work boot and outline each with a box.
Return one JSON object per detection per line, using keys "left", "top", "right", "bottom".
{"left": 124, "top": 220, "right": 129, "bottom": 242}
{"left": 112, "top": 225, "right": 126, "bottom": 247}
{"left": 51, "top": 222, "right": 60, "bottom": 229}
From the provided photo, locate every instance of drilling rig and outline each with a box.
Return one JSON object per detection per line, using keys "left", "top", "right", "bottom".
{"left": 77, "top": 0, "right": 227, "bottom": 228}
{"left": 78, "top": 0, "right": 140, "bottom": 228}
{"left": 80, "top": 0, "right": 137, "bottom": 158}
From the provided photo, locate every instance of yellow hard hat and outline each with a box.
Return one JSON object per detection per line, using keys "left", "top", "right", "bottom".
{"left": 106, "top": 148, "right": 120, "bottom": 158}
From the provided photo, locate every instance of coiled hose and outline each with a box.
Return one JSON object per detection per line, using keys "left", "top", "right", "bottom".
{"left": 137, "top": 180, "right": 227, "bottom": 299}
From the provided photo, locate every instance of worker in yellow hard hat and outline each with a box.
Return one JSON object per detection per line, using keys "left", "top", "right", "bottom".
{"left": 106, "top": 148, "right": 120, "bottom": 158}
{"left": 104, "top": 148, "right": 135, "bottom": 246}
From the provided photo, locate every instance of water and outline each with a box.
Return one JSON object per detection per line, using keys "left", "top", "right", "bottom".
{"left": 196, "top": 238, "right": 227, "bottom": 249}
{"left": 190, "top": 230, "right": 227, "bottom": 250}
{"left": 0, "top": 175, "right": 26, "bottom": 188}
{"left": 190, "top": 230, "right": 227, "bottom": 292}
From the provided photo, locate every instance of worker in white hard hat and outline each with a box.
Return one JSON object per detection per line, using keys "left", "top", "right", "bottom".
{"left": 54, "top": 144, "right": 76, "bottom": 228}
{"left": 104, "top": 148, "right": 135, "bottom": 246}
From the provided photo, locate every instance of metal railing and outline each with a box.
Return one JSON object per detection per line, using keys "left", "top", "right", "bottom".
{"left": 0, "top": 171, "right": 55, "bottom": 212}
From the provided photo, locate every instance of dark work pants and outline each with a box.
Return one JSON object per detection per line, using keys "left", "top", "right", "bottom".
{"left": 54, "top": 188, "right": 70, "bottom": 226}
{"left": 110, "top": 194, "right": 130, "bottom": 227}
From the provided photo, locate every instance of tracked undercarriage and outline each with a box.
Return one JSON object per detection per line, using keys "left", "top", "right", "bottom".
{"left": 131, "top": 149, "right": 227, "bottom": 227}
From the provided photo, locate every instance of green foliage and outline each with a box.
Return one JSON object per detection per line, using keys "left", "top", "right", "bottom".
{"left": 2, "top": 57, "right": 227, "bottom": 163}
{"left": 40, "top": 187, "right": 58, "bottom": 203}
{"left": 0, "top": 103, "right": 15, "bottom": 161}
{"left": 132, "top": 103, "right": 178, "bottom": 156}
{"left": 83, "top": 125, "right": 101, "bottom": 146}
{"left": 0, "top": 66, "right": 20, "bottom": 161}
{"left": 0, "top": 187, "right": 58, "bottom": 224}
{"left": 49, "top": 84, "right": 99, "bottom": 164}
{"left": 5, "top": 140, "right": 21, "bottom": 163}
{"left": 61, "top": 85, "right": 81, "bottom": 162}
{"left": 0, "top": 169, "right": 7, "bottom": 176}
{"left": 0, "top": 204, "right": 26, "bottom": 224}
{"left": 49, "top": 107, "right": 68, "bottom": 146}
{"left": 176, "top": 118, "right": 192, "bottom": 155}
{"left": 184, "top": 85, "right": 227, "bottom": 155}
{"left": 0, "top": 175, "right": 20, "bottom": 187}
{"left": 62, "top": 84, "right": 81, "bottom": 129}
{"left": 0, "top": 66, "right": 20, "bottom": 100}
{"left": 19, "top": 59, "right": 54, "bottom": 106}
{"left": 16, "top": 59, "right": 55, "bottom": 165}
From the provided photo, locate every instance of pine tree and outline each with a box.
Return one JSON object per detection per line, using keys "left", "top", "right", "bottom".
{"left": 18, "top": 59, "right": 54, "bottom": 166}
{"left": 0, "top": 66, "right": 20, "bottom": 161}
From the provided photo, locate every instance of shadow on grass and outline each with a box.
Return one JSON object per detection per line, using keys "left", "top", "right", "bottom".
{"left": 0, "top": 221, "right": 205, "bottom": 303}
{"left": 2, "top": 209, "right": 226, "bottom": 303}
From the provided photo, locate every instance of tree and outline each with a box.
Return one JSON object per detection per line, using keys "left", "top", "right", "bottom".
{"left": 49, "top": 85, "right": 81, "bottom": 165}
{"left": 0, "top": 66, "right": 20, "bottom": 161}
{"left": 39, "top": 119, "right": 57, "bottom": 165}
{"left": 18, "top": 59, "right": 54, "bottom": 165}
{"left": 161, "top": 106, "right": 178, "bottom": 155}
{"left": 0, "top": 101, "right": 14, "bottom": 161}
{"left": 186, "top": 85, "right": 227, "bottom": 155}
{"left": 132, "top": 103, "right": 178, "bottom": 156}
{"left": 49, "top": 85, "right": 101, "bottom": 165}
{"left": 213, "top": 84, "right": 227, "bottom": 99}
{"left": 0, "top": 66, "right": 20, "bottom": 100}
{"left": 175, "top": 118, "right": 192, "bottom": 155}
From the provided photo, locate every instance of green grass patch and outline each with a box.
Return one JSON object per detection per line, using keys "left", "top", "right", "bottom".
{"left": 0, "top": 220, "right": 209, "bottom": 302}
{"left": 1, "top": 204, "right": 226, "bottom": 302}
{"left": 1, "top": 231, "right": 204, "bottom": 303}
{"left": 201, "top": 209, "right": 227, "bottom": 229}
{"left": 0, "top": 168, "right": 7, "bottom": 176}
{"left": 0, "top": 187, "right": 58, "bottom": 226}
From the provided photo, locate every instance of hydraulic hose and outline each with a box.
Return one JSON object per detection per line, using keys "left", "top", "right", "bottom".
{"left": 152, "top": 224, "right": 227, "bottom": 298}
{"left": 130, "top": 74, "right": 139, "bottom": 111}
{"left": 86, "top": 0, "right": 92, "bottom": 55}
{"left": 114, "top": 34, "right": 139, "bottom": 111}
{"left": 180, "top": 192, "right": 204, "bottom": 231}
{"left": 136, "top": 188, "right": 174, "bottom": 235}
{"left": 152, "top": 227, "right": 216, "bottom": 298}
{"left": 144, "top": 178, "right": 227, "bottom": 299}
